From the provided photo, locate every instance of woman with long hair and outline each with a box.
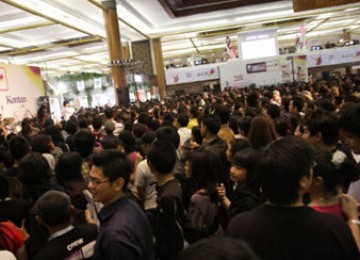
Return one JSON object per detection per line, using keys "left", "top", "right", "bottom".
{"left": 184, "top": 150, "right": 221, "bottom": 243}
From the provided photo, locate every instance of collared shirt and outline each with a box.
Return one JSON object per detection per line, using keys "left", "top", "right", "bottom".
{"left": 48, "top": 225, "right": 74, "bottom": 241}
{"left": 94, "top": 195, "right": 155, "bottom": 260}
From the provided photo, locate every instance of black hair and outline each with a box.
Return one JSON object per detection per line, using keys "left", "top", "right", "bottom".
{"left": 313, "top": 149, "right": 359, "bottom": 193}
{"left": 266, "top": 104, "right": 280, "bottom": 119}
{"left": 55, "top": 152, "right": 84, "bottom": 183}
{"left": 201, "top": 114, "right": 221, "bottom": 135}
{"left": 213, "top": 104, "right": 231, "bottom": 124}
{"left": 229, "top": 139, "right": 250, "bottom": 158}
{"left": 231, "top": 148, "right": 261, "bottom": 191}
{"left": 147, "top": 140, "right": 176, "bottom": 174}
{"left": 36, "top": 191, "right": 71, "bottom": 226}
{"left": 74, "top": 130, "right": 95, "bottom": 158}
{"left": 18, "top": 152, "right": 53, "bottom": 186}
{"left": 141, "top": 131, "right": 156, "bottom": 145}
{"left": 31, "top": 134, "right": 53, "bottom": 154}
{"left": 177, "top": 113, "right": 190, "bottom": 127}
{"left": 339, "top": 103, "right": 360, "bottom": 137}
{"left": 237, "top": 116, "right": 252, "bottom": 137}
{"left": 65, "top": 120, "right": 77, "bottom": 135}
{"left": 118, "top": 130, "right": 136, "bottom": 154}
{"left": 92, "top": 116, "right": 102, "bottom": 131}
{"left": 186, "top": 150, "right": 220, "bottom": 203}
{"left": 9, "top": 135, "right": 31, "bottom": 161}
{"left": 191, "top": 126, "right": 203, "bottom": 145}
{"left": 132, "top": 123, "right": 148, "bottom": 138}
{"left": 91, "top": 149, "right": 131, "bottom": 186}
{"left": 303, "top": 110, "right": 339, "bottom": 146}
{"left": 291, "top": 96, "right": 305, "bottom": 112}
{"left": 259, "top": 136, "right": 314, "bottom": 205}
{"left": 155, "top": 126, "right": 180, "bottom": 148}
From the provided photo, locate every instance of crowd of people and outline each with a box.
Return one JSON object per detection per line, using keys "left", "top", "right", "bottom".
{"left": 0, "top": 75, "right": 360, "bottom": 259}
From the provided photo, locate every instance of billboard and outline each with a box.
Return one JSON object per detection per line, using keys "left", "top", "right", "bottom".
{"left": 0, "top": 64, "right": 45, "bottom": 123}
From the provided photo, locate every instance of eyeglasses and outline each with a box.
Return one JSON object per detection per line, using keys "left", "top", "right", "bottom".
{"left": 86, "top": 177, "right": 110, "bottom": 186}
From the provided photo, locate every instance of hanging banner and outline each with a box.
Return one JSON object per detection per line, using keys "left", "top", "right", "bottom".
{"left": 165, "top": 65, "right": 219, "bottom": 85}
{"left": 307, "top": 45, "right": 360, "bottom": 67}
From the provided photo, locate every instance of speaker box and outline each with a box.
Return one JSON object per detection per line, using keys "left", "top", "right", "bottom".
{"left": 117, "top": 88, "right": 130, "bottom": 107}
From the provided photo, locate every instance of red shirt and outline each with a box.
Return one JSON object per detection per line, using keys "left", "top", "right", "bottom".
{"left": 0, "top": 221, "right": 25, "bottom": 253}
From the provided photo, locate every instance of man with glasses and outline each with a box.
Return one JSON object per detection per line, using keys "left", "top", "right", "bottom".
{"left": 87, "top": 149, "right": 155, "bottom": 260}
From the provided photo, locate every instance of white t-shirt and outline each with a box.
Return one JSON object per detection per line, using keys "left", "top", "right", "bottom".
{"left": 134, "top": 160, "right": 157, "bottom": 211}
{"left": 0, "top": 251, "right": 17, "bottom": 260}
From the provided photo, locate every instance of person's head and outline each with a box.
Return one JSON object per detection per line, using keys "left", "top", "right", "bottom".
{"left": 290, "top": 96, "right": 304, "bottom": 114}
{"left": 36, "top": 190, "right": 71, "bottom": 228}
{"left": 138, "top": 112, "right": 151, "bottom": 125}
{"left": 55, "top": 152, "right": 84, "bottom": 184}
{"left": 155, "top": 126, "right": 180, "bottom": 148}
{"left": 339, "top": 103, "right": 360, "bottom": 154}
{"left": 184, "top": 150, "right": 221, "bottom": 202}
{"left": 43, "top": 125, "right": 65, "bottom": 146}
{"left": 31, "top": 134, "right": 54, "bottom": 154}
{"left": 92, "top": 116, "right": 102, "bottom": 131}
{"left": 64, "top": 120, "right": 78, "bottom": 135}
{"left": 104, "top": 120, "right": 115, "bottom": 135}
{"left": 74, "top": 130, "right": 95, "bottom": 158}
{"left": 104, "top": 107, "right": 114, "bottom": 119}
{"left": 259, "top": 136, "right": 314, "bottom": 206}
{"left": 21, "top": 117, "right": 32, "bottom": 134}
{"left": 9, "top": 135, "right": 31, "bottom": 162}
{"left": 301, "top": 110, "right": 339, "bottom": 147}
{"left": 19, "top": 152, "right": 53, "bottom": 187}
{"left": 189, "top": 106, "right": 198, "bottom": 119}
{"left": 141, "top": 131, "right": 156, "bottom": 155}
{"left": 265, "top": 103, "right": 280, "bottom": 119}
{"left": 230, "top": 149, "right": 261, "bottom": 190}
{"left": 175, "top": 113, "right": 190, "bottom": 128}
{"left": 191, "top": 126, "right": 203, "bottom": 145}
{"left": 247, "top": 115, "right": 278, "bottom": 149}
{"left": 237, "top": 116, "right": 252, "bottom": 137}
{"left": 213, "top": 104, "right": 231, "bottom": 124}
{"left": 201, "top": 114, "right": 221, "bottom": 137}
{"left": 87, "top": 149, "right": 131, "bottom": 206}
{"left": 147, "top": 140, "right": 176, "bottom": 175}
{"left": 226, "top": 138, "right": 250, "bottom": 162}
{"left": 176, "top": 237, "right": 259, "bottom": 260}
{"left": 132, "top": 123, "right": 148, "bottom": 139}
{"left": 118, "top": 130, "right": 136, "bottom": 154}
{"left": 311, "top": 149, "right": 360, "bottom": 195}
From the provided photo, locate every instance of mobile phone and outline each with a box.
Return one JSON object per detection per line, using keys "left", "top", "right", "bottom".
{"left": 83, "top": 189, "right": 98, "bottom": 223}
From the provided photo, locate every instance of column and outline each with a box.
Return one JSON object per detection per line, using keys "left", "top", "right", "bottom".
{"left": 152, "top": 38, "right": 166, "bottom": 98}
{"left": 102, "top": 0, "right": 130, "bottom": 106}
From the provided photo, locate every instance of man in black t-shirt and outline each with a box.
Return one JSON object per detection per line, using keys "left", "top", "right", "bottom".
{"left": 148, "top": 140, "right": 185, "bottom": 259}
{"left": 226, "top": 137, "right": 360, "bottom": 260}
{"left": 33, "top": 191, "right": 97, "bottom": 260}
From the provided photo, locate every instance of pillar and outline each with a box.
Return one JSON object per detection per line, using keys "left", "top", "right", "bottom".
{"left": 152, "top": 38, "right": 166, "bottom": 98}
{"left": 102, "top": 0, "right": 129, "bottom": 105}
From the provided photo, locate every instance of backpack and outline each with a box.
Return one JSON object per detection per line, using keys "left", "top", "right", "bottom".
{"left": 184, "top": 192, "right": 219, "bottom": 243}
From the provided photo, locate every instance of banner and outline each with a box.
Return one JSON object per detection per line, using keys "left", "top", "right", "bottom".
{"left": 165, "top": 65, "right": 219, "bottom": 85}
{"left": 0, "top": 64, "right": 45, "bottom": 122}
{"left": 307, "top": 45, "right": 360, "bottom": 67}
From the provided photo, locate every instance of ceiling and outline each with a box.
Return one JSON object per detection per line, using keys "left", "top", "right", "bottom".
{"left": 0, "top": 0, "right": 359, "bottom": 78}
